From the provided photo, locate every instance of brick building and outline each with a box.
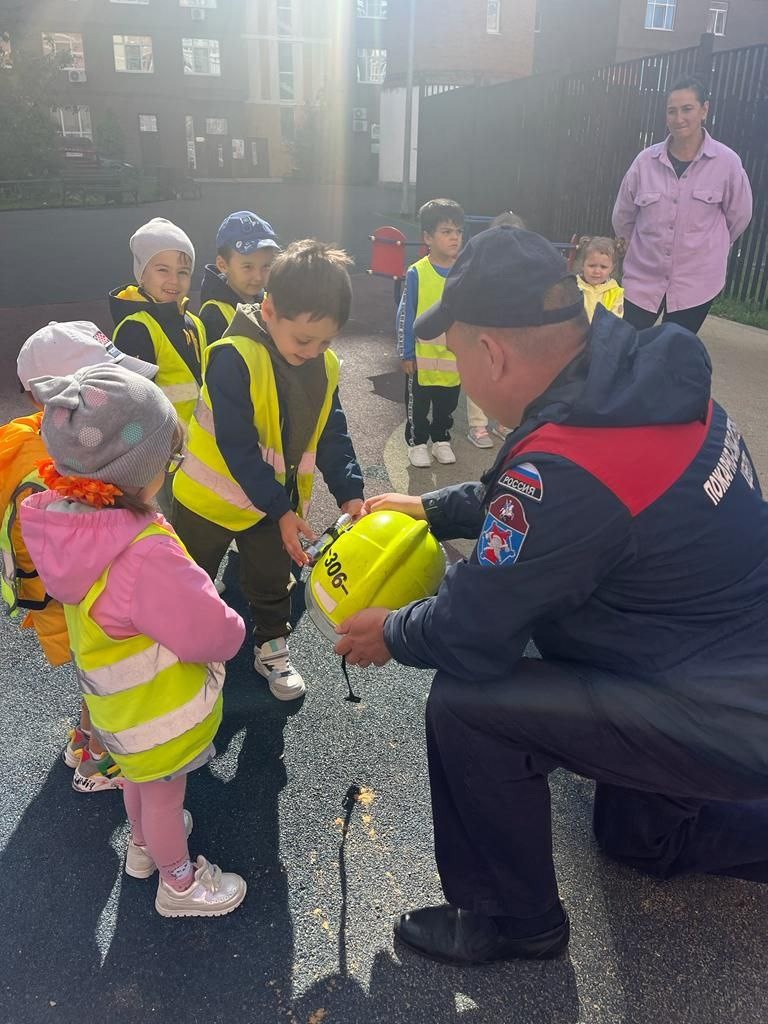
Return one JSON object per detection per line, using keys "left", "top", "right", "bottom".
{"left": 534, "top": 0, "right": 768, "bottom": 74}
{"left": 379, "top": 0, "right": 537, "bottom": 184}
{"left": 1, "top": 0, "right": 255, "bottom": 178}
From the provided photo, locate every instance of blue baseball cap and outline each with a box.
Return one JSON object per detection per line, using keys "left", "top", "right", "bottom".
{"left": 414, "top": 226, "right": 581, "bottom": 339}
{"left": 216, "top": 211, "right": 280, "bottom": 255}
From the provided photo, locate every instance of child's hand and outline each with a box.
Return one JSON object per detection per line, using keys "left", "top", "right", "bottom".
{"left": 279, "top": 510, "right": 316, "bottom": 565}
{"left": 362, "top": 493, "right": 427, "bottom": 520}
{"left": 340, "top": 498, "right": 364, "bottom": 521}
{"left": 401, "top": 359, "right": 416, "bottom": 375}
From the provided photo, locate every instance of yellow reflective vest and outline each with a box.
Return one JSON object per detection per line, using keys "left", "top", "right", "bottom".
{"left": 113, "top": 309, "right": 207, "bottom": 425}
{"left": 199, "top": 298, "right": 235, "bottom": 330}
{"left": 173, "top": 336, "right": 339, "bottom": 532}
{"left": 413, "top": 256, "right": 460, "bottom": 387}
{"left": 64, "top": 522, "right": 223, "bottom": 783}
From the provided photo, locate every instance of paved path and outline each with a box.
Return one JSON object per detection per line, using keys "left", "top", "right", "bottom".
{"left": 0, "top": 278, "right": 766, "bottom": 1024}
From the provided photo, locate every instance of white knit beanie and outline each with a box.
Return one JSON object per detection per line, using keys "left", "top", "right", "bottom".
{"left": 130, "top": 218, "right": 195, "bottom": 284}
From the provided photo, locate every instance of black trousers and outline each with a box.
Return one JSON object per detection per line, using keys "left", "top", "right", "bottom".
{"left": 404, "top": 374, "right": 461, "bottom": 447}
{"left": 624, "top": 297, "right": 715, "bottom": 335}
{"left": 426, "top": 660, "right": 768, "bottom": 922}
{"left": 172, "top": 500, "right": 292, "bottom": 646}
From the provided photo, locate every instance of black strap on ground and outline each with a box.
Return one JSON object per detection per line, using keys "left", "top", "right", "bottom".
{"left": 340, "top": 655, "right": 361, "bottom": 703}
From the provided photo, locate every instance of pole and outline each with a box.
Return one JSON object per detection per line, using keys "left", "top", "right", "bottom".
{"left": 399, "top": 0, "right": 416, "bottom": 217}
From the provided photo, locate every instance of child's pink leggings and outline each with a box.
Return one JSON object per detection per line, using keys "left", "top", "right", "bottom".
{"left": 122, "top": 776, "right": 194, "bottom": 890}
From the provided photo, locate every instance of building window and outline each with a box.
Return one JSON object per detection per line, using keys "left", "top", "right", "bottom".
{"left": 113, "top": 35, "right": 153, "bottom": 73}
{"left": 205, "top": 117, "right": 228, "bottom": 135}
{"left": 42, "top": 32, "right": 85, "bottom": 69}
{"left": 185, "top": 114, "right": 197, "bottom": 170}
{"left": 706, "top": 1, "right": 728, "bottom": 35}
{"left": 645, "top": 1, "right": 676, "bottom": 30}
{"left": 278, "top": 42, "right": 294, "bottom": 100}
{"left": 357, "top": 0, "right": 388, "bottom": 17}
{"left": 182, "top": 37, "right": 221, "bottom": 75}
{"left": 277, "top": 0, "right": 293, "bottom": 36}
{"left": 487, "top": 0, "right": 501, "bottom": 34}
{"left": 52, "top": 104, "right": 92, "bottom": 138}
{"left": 139, "top": 114, "right": 158, "bottom": 132}
{"left": 180, "top": 0, "right": 218, "bottom": 7}
{"left": 357, "top": 48, "right": 387, "bottom": 85}
{"left": 232, "top": 138, "right": 245, "bottom": 159}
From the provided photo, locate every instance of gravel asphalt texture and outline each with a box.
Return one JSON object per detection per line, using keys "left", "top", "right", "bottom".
{"left": 1, "top": 216, "right": 767, "bottom": 1023}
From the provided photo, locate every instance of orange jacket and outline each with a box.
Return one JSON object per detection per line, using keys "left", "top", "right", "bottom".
{"left": 0, "top": 412, "right": 70, "bottom": 666}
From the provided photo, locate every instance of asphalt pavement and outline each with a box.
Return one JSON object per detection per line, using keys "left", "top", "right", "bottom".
{"left": 1, "top": 274, "right": 767, "bottom": 1024}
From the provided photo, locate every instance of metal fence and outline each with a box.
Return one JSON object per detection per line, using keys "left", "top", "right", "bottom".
{"left": 416, "top": 37, "right": 768, "bottom": 304}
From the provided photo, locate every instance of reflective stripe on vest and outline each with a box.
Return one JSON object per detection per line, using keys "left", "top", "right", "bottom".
{"left": 1, "top": 471, "right": 47, "bottom": 615}
{"left": 173, "top": 336, "right": 339, "bottom": 531}
{"left": 65, "top": 522, "right": 223, "bottom": 783}
{"left": 113, "top": 310, "right": 206, "bottom": 425}
{"left": 413, "top": 256, "right": 460, "bottom": 387}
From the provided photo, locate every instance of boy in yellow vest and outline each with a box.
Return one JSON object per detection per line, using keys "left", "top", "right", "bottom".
{"left": 109, "top": 217, "right": 206, "bottom": 427}
{"left": 172, "top": 239, "right": 365, "bottom": 701}
{"left": 199, "top": 210, "right": 280, "bottom": 343}
{"left": 397, "top": 198, "right": 464, "bottom": 468}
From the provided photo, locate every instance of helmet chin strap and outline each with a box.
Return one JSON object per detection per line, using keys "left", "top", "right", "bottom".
{"left": 340, "top": 655, "right": 361, "bottom": 703}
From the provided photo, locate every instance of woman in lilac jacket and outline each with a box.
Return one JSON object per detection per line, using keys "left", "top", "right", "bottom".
{"left": 612, "top": 76, "right": 752, "bottom": 334}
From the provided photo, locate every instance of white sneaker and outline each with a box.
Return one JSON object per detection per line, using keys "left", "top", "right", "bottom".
{"left": 125, "top": 810, "right": 194, "bottom": 879}
{"left": 254, "top": 638, "right": 306, "bottom": 700}
{"left": 432, "top": 441, "right": 457, "bottom": 465}
{"left": 155, "top": 855, "right": 247, "bottom": 918}
{"left": 467, "top": 427, "right": 494, "bottom": 449}
{"left": 408, "top": 443, "right": 432, "bottom": 468}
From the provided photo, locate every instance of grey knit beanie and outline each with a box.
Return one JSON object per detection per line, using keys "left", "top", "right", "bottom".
{"left": 31, "top": 364, "right": 178, "bottom": 490}
{"left": 130, "top": 217, "right": 195, "bottom": 284}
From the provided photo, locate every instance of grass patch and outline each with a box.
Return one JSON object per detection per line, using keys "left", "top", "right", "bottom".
{"left": 711, "top": 296, "right": 768, "bottom": 331}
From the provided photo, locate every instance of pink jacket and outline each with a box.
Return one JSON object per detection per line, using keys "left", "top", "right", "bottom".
{"left": 612, "top": 131, "right": 753, "bottom": 313}
{"left": 20, "top": 490, "right": 245, "bottom": 662}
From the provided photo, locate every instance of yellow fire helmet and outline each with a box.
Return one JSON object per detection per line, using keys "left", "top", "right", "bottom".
{"left": 305, "top": 510, "right": 446, "bottom": 640}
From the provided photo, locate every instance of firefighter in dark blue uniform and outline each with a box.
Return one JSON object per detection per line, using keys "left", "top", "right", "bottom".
{"left": 336, "top": 227, "right": 768, "bottom": 966}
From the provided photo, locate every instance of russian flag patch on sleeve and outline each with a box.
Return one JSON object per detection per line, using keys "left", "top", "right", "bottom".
{"left": 497, "top": 462, "right": 543, "bottom": 502}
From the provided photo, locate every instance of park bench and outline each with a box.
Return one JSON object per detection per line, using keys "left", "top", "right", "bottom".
{"left": 60, "top": 165, "right": 140, "bottom": 206}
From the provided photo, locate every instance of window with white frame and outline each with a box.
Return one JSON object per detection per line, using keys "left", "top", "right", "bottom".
{"left": 357, "top": 48, "right": 387, "bottom": 84}
{"left": 182, "top": 37, "right": 221, "bottom": 75}
{"left": 113, "top": 35, "right": 153, "bottom": 72}
{"left": 180, "top": 0, "right": 218, "bottom": 7}
{"left": 357, "top": 0, "right": 388, "bottom": 17}
{"left": 42, "top": 32, "right": 85, "bottom": 69}
{"left": 645, "top": 1, "right": 676, "bottom": 30}
{"left": 278, "top": 42, "right": 294, "bottom": 100}
{"left": 52, "top": 104, "right": 92, "bottom": 138}
{"left": 205, "top": 117, "right": 228, "bottom": 135}
{"left": 487, "top": 0, "right": 501, "bottom": 33}
{"left": 139, "top": 114, "right": 158, "bottom": 132}
{"left": 706, "top": 1, "right": 728, "bottom": 35}
{"left": 277, "top": 0, "right": 293, "bottom": 36}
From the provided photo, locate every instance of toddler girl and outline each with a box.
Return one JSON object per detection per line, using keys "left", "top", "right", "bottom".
{"left": 21, "top": 364, "right": 247, "bottom": 918}
{"left": 575, "top": 236, "right": 626, "bottom": 322}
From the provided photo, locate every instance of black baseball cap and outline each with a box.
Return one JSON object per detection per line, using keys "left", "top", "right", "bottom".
{"left": 414, "top": 226, "right": 582, "bottom": 340}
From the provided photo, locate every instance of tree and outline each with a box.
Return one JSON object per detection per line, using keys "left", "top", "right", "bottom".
{"left": 0, "top": 45, "right": 66, "bottom": 179}
{"left": 95, "top": 109, "right": 126, "bottom": 161}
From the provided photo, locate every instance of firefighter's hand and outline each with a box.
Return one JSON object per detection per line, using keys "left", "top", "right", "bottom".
{"left": 340, "top": 498, "right": 364, "bottom": 521}
{"left": 335, "top": 608, "right": 392, "bottom": 668}
{"left": 279, "top": 510, "right": 316, "bottom": 566}
{"left": 401, "top": 359, "right": 416, "bottom": 375}
{"left": 362, "top": 493, "right": 427, "bottom": 520}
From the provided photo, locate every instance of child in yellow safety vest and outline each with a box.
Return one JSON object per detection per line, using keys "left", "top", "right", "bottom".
{"left": 109, "top": 217, "right": 206, "bottom": 427}
{"left": 575, "top": 236, "right": 626, "bottom": 323}
{"left": 21, "top": 363, "right": 247, "bottom": 918}
{"left": 397, "top": 198, "right": 464, "bottom": 469}
{"left": 199, "top": 210, "right": 281, "bottom": 343}
{"left": 1, "top": 320, "right": 159, "bottom": 793}
{"left": 172, "top": 240, "right": 365, "bottom": 702}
